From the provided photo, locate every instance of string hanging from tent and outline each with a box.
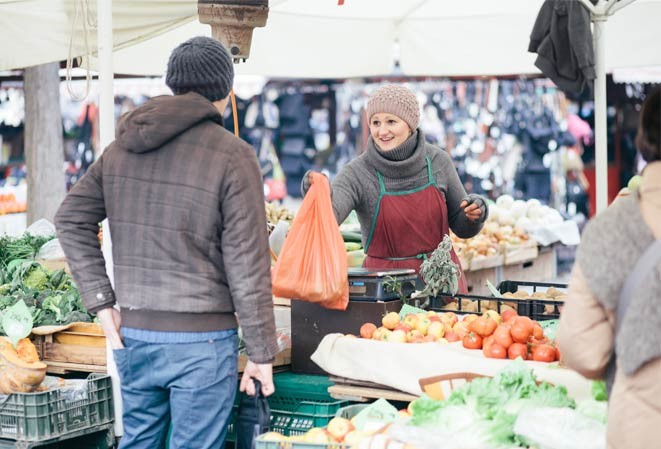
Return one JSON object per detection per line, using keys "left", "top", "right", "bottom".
{"left": 66, "top": 0, "right": 95, "bottom": 101}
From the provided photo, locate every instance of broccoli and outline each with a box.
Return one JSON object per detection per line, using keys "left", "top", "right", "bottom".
{"left": 23, "top": 266, "right": 50, "bottom": 290}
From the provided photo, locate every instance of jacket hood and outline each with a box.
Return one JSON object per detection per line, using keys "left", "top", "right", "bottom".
{"left": 116, "top": 92, "right": 223, "bottom": 154}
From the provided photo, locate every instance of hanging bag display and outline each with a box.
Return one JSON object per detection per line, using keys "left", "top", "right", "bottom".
{"left": 272, "top": 172, "right": 349, "bottom": 310}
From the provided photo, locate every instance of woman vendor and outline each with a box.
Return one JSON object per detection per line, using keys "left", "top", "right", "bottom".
{"left": 303, "top": 84, "right": 488, "bottom": 293}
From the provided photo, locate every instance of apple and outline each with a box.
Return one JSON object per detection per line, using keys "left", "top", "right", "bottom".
{"left": 437, "top": 337, "right": 449, "bottom": 344}
{"left": 483, "top": 310, "right": 502, "bottom": 324}
{"left": 403, "top": 313, "right": 419, "bottom": 329}
{"left": 360, "top": 322, "right": 377, "bottom": 339}
{"left": 427, "top": 321, "right": 445, "bottom": 339}
{"left": 452, "top": 321, "right": 469, "bottom": 338}
{"left": 444, "top": 331, "right": 461, "bottom": 342}
{"left": 462, "top": 314, "right": 478, "bottom": 325}
{"left": 326, "top": 417, "right": 354, "bottom": 442}
{"left": 394, "top": 323, "right": 412, "bottom": 333}
{"left": 440, "top": 312, "right": 458, "bottom": 326}
{"left": 428, "top": 315, "right": 442, "bottom": 323}
{"left": 415, "top": 317, "right": 431, "bottom": 335}
{"left": 388, "top": 329, "right": 407, "bottom": 343}
{"left": 407, "top": 401, "right": 416, "bottom": 415}
{"left": 426, "top": 310, "right": 437, "bottom": 317}
{"left": 406, "top": 329, "right": 424, "bottom": 342}
{"left": 379, "top": 328, "right": 392, "bottom": 341}
{"left": 382, "top": 312, "right": 400, "bottom": 330}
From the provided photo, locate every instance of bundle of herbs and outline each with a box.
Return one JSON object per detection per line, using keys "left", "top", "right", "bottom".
{"left": 413, "top": 235, "right": 461, "bottom": 300}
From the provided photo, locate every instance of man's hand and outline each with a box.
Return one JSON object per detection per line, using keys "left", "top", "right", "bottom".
{"left": 460, "top": 199, "right": 483, "bottom": 222}
{"left": 240, "top": 361, "right": 274, "bottom": 397}
{"left": 97, "top": 307, "right": 123, "bottom": 350}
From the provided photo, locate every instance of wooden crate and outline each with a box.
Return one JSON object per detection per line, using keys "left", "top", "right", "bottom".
{"left": 32, "top": 324, "right": 108, "bottom": 374}
{"left": 463, "top": 266, "right": 499, "bottom": 296}
{"left": 501, "top": 246, "right": 557, "bottom": 283}
{"left": 503, "top": 241, "right": 539, "bottom": 265}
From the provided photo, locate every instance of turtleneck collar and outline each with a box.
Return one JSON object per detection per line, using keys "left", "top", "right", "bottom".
{"left": 375, "top": 130, "right": 419, "bottom": 161}
{"left": 366, "top": 129, "right": 427, "bottom": 179}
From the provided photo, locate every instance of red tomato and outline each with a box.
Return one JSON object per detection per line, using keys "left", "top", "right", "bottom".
{"left": 486, "top": 343, "right": 507, "bottom": 359}
{"left": 532, "top": 322, "right": 544, "bottom": 339}
{"left": 507, "top": 342, "right": 528, "bottom": 360}
{"left": 501, "top": 309, "right": 518, "bottom": 323}
{"left": 532, "top": 344, "right": 557, "bottom": 362}
{"left": 493, "top": 324, "right": 513, "bottom": 349}
{"left": 462, "top": 332, "right": 483, "bottom": 350}
{"left": 482, "top": 335, "right": 496, "bottom": 356}
{"left": 510, "top": 324, "right": 532, "bottom": 344}
{"left": 513, "top": 316, "right": 534, "bottom": 333}
{"left": 469, "top": 317, "right": 498, "bottom": 337}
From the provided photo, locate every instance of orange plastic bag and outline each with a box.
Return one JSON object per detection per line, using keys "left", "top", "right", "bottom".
{"left": 272, "top": 173, "right": 349, "bottom": 310}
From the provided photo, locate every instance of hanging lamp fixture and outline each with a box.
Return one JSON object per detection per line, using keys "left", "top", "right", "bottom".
{"left": 198, "top": 0, "right": 269, "bottom": 63}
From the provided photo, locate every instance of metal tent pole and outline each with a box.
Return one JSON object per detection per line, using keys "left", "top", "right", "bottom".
{"left": 578, "top": 0, "right": 637, "bottom": 213}
{"left": 96, "top": 0, "right": 123, "bottom": 438}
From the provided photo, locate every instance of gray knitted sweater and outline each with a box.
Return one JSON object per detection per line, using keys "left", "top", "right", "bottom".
{"left": 306, "top": 130, "right": 487, "bottom": 247}
{"left": 576, "top": 193, "right": 661, "bottom": 375}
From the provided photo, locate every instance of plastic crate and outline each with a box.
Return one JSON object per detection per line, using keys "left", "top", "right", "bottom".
{"left": 334, "top": 403, "right": 368, "bottom": 419}
{"left": 227, "top": 373, "right": 350, "bottom": 441}
{"left": 428, "top": 280, "right": 567, "bottom": 321}
{"left": 0, "top": 374, "right": 113, "bottom": 442}
{"left": 253, "top": 403, "right": 365, "bottom": 449}
{"left": 255, "top": 438, "right": 347, "bottom": 449}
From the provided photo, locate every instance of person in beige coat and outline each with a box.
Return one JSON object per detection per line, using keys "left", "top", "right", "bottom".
{"left": 557, "top": 87, "right": 661, "bottom": 449}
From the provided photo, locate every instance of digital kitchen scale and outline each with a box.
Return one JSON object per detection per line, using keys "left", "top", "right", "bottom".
{"left": 347, "top": 268, "right": 419, "bottom": 301}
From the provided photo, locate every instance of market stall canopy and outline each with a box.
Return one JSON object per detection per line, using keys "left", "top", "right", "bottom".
{"left": 1, "top": 0, "right": 660, "bottom": 78}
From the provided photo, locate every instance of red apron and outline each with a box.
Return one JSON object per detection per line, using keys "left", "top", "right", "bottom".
{"left": 363, "top": 156, "right": 468, "bottom": 294}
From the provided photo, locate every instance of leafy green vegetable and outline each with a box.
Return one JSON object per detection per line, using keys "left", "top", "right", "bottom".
{"left": 23, "top": 265, "right": 50, "bottom": 290}
{"left": 592, "top": 380, "right": 607, "bottom": 401}
{"left": 2, "top": 300, "right": 33, "bottom": 347}
{"left": 409, "top": 361, "right": 576, "bottom": 447}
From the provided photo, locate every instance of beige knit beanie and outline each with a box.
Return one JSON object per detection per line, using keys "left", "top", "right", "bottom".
{"left": 366, "top": 85, "right": 420, "bottom": 131}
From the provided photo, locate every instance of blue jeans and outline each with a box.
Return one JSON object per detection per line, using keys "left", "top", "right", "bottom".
{"left": 114, "top": 332, "right": 238, "bottom": 449}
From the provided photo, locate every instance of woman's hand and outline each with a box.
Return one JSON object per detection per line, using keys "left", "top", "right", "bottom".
{"left": 460, "top": 199, "right": 483, "bottom": 222}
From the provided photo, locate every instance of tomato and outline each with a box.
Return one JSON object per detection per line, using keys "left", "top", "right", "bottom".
{"left": 507, "top": 342, "right": 528, "bottom": 360}
{"left": 532, "top": 322, "right": 544, "bottom": 340}
{"left": 493, "top": 324, "right": 513, "bottom": 349}
{"left": 532, "top": 344, "right": 557, "bottom": 362}
{"left": 486, "top": 343, "right": 507, "bottom": 359}
{"left": 469, "top": 317, "right": 498, "bottom": 337}
{"left": 500, "top": 309, "right": 518, "bottom": 323}
{"left": 510, "top": 324, "right": 532, "bottom": 344}
{"left": 482, "top": 335, "right": 496, "bottom": 356}
{"left": 462, "top": 332, "right": 483, "bottom": 350}
{"left": 513, "top": 316, "right": 534, "bottom": 333}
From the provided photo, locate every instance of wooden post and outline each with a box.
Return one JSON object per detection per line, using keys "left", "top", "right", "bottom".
{"left": 23, "top": 62, "right": 66, "bottom": 225}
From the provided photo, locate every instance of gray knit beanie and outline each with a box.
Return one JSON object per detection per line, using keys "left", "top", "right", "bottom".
{"left": 165, "top": 36, "right": 234, "bottom": 102}
{"left": 366, "top": 85, "right": 420, "bottom": 130}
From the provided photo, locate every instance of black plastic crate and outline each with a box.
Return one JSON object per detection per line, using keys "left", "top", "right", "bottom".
{"left": 428, "top": 280, "right": 567, "bottom": 321}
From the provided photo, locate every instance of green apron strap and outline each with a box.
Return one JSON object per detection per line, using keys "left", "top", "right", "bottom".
{"left": 377, "top": 171, "right": 387, "bottom": 194}
{"left": 364, "top": 171, "right": 387, "bottom": 252}
{"left": 425, "top": 156, "right": 434, "bottom": 184}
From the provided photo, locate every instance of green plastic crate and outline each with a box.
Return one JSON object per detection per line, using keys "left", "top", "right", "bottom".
{"left": 227, "top": 373, "right": 349, "bottom": 441}
{"left": 0, "top": 374, "right": 113, "bottom": 442}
